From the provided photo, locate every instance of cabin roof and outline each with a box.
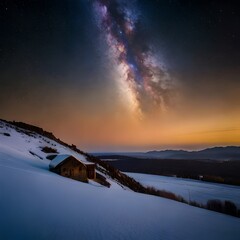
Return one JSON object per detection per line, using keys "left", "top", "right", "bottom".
{"left": 49, "top": 154, "right": 93, "bottom": 169}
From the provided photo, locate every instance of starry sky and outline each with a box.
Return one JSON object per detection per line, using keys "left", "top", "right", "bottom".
{"left": 0, "top": 0, "right": 240, "bottom": 151}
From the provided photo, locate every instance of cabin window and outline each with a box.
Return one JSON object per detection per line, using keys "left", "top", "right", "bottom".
{"left": 63, "top": 168, "right": 66, "bottom": 172}
{"left": 79, "top": 166, "right": 82, "bottom": 171}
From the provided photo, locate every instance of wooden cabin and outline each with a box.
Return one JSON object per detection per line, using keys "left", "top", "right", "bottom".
{"left": 49, "top": 155, "right": 96, "bottom": 183}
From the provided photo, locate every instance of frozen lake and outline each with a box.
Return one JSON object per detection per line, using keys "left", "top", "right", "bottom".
{"left": 126, "top": 172, "right": 240, "bottom": 207}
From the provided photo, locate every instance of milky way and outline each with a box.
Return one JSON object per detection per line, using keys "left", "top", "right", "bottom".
{"left": 93, "top": 0, "right": 175, "bottom": 116}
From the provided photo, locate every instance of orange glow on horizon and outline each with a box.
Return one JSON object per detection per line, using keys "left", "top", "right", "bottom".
{"left": 39, "top": 105, "right": 240, "bottom": 151}
{"left": 3, "top": 78, "right": 240, "bottom": 152}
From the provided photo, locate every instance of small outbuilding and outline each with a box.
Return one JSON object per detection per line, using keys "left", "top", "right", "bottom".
{"left": 49, "top": 154, "right": 96, "bottom": 183}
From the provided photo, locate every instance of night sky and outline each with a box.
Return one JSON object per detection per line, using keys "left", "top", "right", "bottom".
{"left": 1, "top": 0, "right": 240, "bottom": 151}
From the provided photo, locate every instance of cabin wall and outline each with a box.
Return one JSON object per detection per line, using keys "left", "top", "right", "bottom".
{"left": 86, "top": 164, "right": 96, "bottom": 179}
{"left": 58, "top": 158, "right": 88, "bottom": 182}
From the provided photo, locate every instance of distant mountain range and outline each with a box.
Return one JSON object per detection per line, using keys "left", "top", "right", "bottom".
{"left": 94, "top": 146, "right": 240, "bottom": 161}
{"left": 146, "top": 146, "right": 240, "bottom": 161}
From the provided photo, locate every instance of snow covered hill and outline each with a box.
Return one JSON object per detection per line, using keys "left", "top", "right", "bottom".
{"left": 0, "top": 120, "right": 240, "bottom": 240}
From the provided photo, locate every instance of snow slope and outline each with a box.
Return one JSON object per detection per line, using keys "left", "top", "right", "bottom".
{"left": 0, "top": 120, "right": 240, "bottom": 240}
{"left": 125, "top": 172, "right": 240, "bottom": 207}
